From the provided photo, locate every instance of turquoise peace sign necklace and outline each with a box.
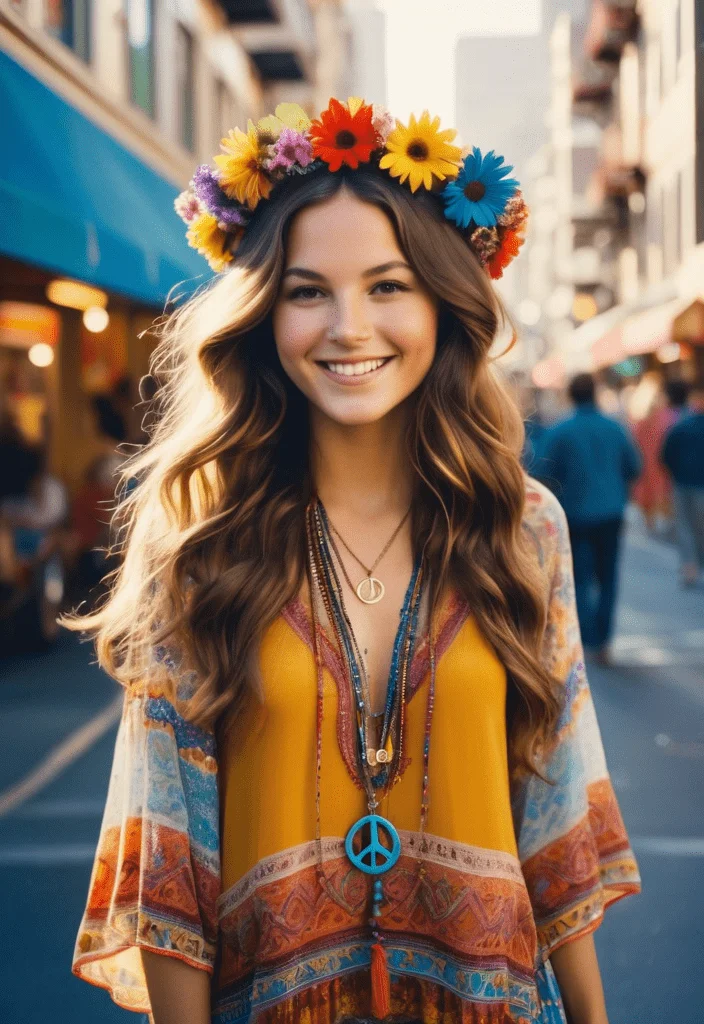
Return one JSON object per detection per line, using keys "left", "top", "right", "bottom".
{"left": 305, "top": 496, "right": 438, "bottom": 1020}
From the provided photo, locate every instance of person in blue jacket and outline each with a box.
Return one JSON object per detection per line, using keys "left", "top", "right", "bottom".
{"left": 661, "top": 383, "right": 704, "bottom": 587}
{"left": 538, "top": 373, "right": 642, "bottom": 664}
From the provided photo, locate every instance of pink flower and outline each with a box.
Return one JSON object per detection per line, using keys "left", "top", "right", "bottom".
{"left": 174, "top": 189, "right": 203, "bottom": 223}
{"left": 372, "top": 104, "right": 395, "bottom": 146}
{"left": 267, "top": 128, "right": 314, "bottom": 172}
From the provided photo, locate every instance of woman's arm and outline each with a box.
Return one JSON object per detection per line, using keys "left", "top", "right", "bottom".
{"left": 549, "top": 932, "right": 608, "bottom": 1024}
{"left": 141, "top": 949, "right": 212, "bottom": 1024}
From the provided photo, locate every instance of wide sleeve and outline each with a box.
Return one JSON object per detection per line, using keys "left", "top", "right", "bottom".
{"left": 71, "top": 646, "right": 221, "bottom": 1014}
{"left": 513, "top": 479, "right": 641, "bottom": 962}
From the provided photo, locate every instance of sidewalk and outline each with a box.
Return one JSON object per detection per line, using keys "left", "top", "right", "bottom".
{"left": 608, "top": 505, "right": 704, "bottom": 698}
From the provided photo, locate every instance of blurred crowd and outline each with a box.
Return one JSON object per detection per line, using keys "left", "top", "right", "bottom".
{"left": 0, "top": 375, "right": 142, "bottom": 650}
{"left": 523, "top": 372, "right": 704, "bottom": 665}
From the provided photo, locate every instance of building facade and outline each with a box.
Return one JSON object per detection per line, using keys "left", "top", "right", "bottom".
{"left": 523, "top": 0, "right": 704, "bottom": 389}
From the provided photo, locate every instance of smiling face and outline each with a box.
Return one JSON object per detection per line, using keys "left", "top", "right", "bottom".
{"left": 271, "top": 189, "right": 438, "bottom": 428}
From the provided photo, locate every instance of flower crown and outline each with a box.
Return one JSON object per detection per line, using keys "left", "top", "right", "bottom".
{"left": 175, "top": 97, "right": 529, "bottom": 279}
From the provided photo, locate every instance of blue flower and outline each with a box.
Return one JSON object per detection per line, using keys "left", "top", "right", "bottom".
{"left": 442, "top": 147, "right": 519, "bottom": 229}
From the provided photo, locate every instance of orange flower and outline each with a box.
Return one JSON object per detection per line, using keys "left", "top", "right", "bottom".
{"left": 487, "top": 228, "right": 525, "bottom": 280}
{"left": 309, "top": 98, "right": 378, "bottom": 171}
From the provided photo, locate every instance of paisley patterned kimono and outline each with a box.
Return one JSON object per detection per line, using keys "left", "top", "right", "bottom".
{"left": 72, "top": 479, "right": 640, "bottom": 1023}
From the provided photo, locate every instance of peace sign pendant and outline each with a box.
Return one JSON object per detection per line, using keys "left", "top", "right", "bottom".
{"left": 345, "top": 814, "right": 401, "bottom": 875}
{"left": 356, "top": 575, "right": 385, "bottom": 604}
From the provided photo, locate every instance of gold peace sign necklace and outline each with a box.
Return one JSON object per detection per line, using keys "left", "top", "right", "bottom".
{"left": 325, "top": 504, "right": 412, "bottom": 605}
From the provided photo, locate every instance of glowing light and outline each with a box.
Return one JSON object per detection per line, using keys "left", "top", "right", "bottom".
{"left": 545, "top": 286, "right": 574, "bottom": 320}
{"left": 531, "top": 356, "right": 565, "bottom": 389}
{"left": 656, "top": 342, "right": 681, "bottom": 364}
{"left": 572, "top": 293, "right": 599, "bottom": 322}
{"left": 517, "top": 299, "right": 542, "bottom": 326}
{"left": 83, "top": 306, "right": 110, "bottom": 333}
{"left": 46, "top": 279, "right": 108, "bottom": 311}
{"left": 28, "top": 343, "right": 54, "bottom": 367}
{"left": 628, "top": 192, "right": 646, "bottom": 215}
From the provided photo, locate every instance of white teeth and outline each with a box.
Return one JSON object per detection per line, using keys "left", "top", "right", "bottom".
{"left": 325, "top": 358, "right": 387, "bottom": 376}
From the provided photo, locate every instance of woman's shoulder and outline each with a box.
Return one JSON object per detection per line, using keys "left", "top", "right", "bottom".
{"left": 521, "top": 474, "right": 569, "bottom": 575}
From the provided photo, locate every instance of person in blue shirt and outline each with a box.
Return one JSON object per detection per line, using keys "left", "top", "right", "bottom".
{"left": 661, "top": 384, "right": 704, "bottom": 587}
{"left": 537, "top": 373, "right": 642, "bottom": 664}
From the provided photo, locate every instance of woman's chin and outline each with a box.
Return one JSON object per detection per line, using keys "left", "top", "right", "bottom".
{"left": 313, "top": 396, "right": 402, "bottom": 429}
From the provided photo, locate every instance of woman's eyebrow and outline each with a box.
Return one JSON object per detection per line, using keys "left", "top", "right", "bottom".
{"left": 282, "top": 261, "right": 412, "bottom": 282}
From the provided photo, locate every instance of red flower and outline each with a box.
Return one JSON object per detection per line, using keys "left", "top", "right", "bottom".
{"left": 309, "top": 98, "right": 379, "bottom": 171}
{"left": 487, "top": 228, "right": 525, "bottom": 280}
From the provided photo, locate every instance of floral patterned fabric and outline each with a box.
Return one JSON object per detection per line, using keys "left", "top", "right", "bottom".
{"left": 72, "top": 478, "right": 640, "bottom": 1022}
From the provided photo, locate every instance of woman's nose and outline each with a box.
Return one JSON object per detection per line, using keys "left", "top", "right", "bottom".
{"left": 327, "top": 294, "right": 373, "bottom": 343}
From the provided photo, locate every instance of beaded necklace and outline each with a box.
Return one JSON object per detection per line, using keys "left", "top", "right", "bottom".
{"left": 304, "top": 496, "right": 438, "bottom": 1019}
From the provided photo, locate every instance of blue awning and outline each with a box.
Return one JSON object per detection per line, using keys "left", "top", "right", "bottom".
{"left": 0, "top": 49, "right": 209, "bottom": 306}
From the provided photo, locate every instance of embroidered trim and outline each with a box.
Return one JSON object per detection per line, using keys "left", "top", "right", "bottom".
{"left": 217, "top": 837, "right": 345, "bottom": 916}
{"left": 398, "top": 830, "right": 524, "bottom": 882}
{"left": 211, "top": 939, "right": 540, "bottom": 1022}
{"left": 217, "top": 831, "right": 523, "bottom": 918}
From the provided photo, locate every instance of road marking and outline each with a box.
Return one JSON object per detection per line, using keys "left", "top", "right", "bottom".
{"left": 0, "top": 843, "right": 97, "bottom": 866}
{"left": 632, "top": 836, "right": 704, "bottom": 857}
{"left": 0, "top": 693, "right": 123, "bottom": 818}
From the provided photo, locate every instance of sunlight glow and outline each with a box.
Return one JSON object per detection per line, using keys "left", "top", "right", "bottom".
{"left": 375, "top": 0, "right": 541, "bottom": 132}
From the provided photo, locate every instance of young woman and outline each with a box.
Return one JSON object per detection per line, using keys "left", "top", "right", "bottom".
{"left": 66, "top": 98, "right": 640, "bottom": 1024}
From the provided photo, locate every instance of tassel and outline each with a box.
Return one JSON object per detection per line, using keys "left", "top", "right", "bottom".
{"left": 370, "top": 941, "right": 391, "bottom": 1019}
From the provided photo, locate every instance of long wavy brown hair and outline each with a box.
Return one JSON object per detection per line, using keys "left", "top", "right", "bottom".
{"left": 61, "top": 165, "right": 560, "bottom": 777}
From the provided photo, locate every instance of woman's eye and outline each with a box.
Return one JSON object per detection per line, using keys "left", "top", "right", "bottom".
{"left": 372, "top": 280, "right": 408, "bottom": 295}
{"left": 288, "top": 286, "right": 323, "bottom": 300}
{"left": 287, "top": 281, "right": 408, "bottom": 300}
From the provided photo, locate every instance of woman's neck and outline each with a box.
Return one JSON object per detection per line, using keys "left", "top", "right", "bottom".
{"left": 309, "top": 404, "right": 414, "bottom": 519}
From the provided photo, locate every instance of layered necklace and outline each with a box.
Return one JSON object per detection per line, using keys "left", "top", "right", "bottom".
{"left": 304, "top": 496, "right": 437, "bottom": 1019}
{"left": 327, "top": 504, "right": 412, "bottom": 606}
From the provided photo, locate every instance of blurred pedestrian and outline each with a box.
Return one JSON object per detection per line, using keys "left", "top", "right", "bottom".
{"left": 632, "top": 378, "right": 688, "bottom": 534}
{"left": 89, "top": 393, "right": 128, "bottom": 489}
{"left": 661, "top": 383, "right": 704, "bottom": 587}
{"left": 539, "top": 373, "right": 642, "bottom": 663}
{"left": 65, "top": 394, "right": 128, "bottom": 596}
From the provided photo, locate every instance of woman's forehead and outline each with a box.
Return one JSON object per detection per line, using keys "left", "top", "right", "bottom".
{"left": 284, "top": 192, "right": 403, "bottom": 270}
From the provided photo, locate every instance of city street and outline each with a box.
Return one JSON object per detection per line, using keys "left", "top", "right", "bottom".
{"left": 0, "top": 511, "right": 702, "bottom": 1024}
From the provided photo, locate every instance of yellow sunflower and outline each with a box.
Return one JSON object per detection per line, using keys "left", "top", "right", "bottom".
{"left": 379, "top": 110, "right": 462, "bottom": 192}
{"left": 257, "top": 102, "right": 312, "bottom": 141}
{"left": 186, "top": 212, "right": 233, "bottom": 273}
{"left": 214, "top": 120, "right": 273, "bottom": 210}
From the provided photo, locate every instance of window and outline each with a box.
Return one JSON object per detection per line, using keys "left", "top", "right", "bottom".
{"left": 215, "top": 77, "right": 240, "bottom": 149}
{"left": 175, "top": 24, "right": 195, "bottom": 151}
{"left": 675, "top": 170, "right": 683, "bottom": 264}
{"left": 646, "top": 183, "right": 664, "bottom": 286}
{"left": 45, "top": 0, "right": 91, "bottom": 63}
{"left": 126, "top": 0, "right": 155, "bottom": 119}
{"left": 662, "top": 178, "right": 682, "bottom": 277}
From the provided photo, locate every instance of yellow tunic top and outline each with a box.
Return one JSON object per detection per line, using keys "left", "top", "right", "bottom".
{"left": 220, "top": 593, "right": 516, "bottom": 887}
{"left": 72, "top": 481, "right": 641, "bottom": 1024}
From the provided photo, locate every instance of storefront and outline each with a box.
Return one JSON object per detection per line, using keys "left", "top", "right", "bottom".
{"left": 0, "top": 48, "right": 206, "bottom": 489}
{"left": 588, "top": 296, "right": 704, "bottom": 384}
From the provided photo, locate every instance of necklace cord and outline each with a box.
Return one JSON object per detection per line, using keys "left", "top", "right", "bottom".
{"left": 305, "top": 495, "right": 437, "bottom": 934}
{"left": 327, "top": 504, "right": 412, "bottom": 577}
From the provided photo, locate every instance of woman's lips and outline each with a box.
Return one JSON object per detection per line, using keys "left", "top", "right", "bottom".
{"left": 316, "top": 356, "right": 395, "bottom": 386}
